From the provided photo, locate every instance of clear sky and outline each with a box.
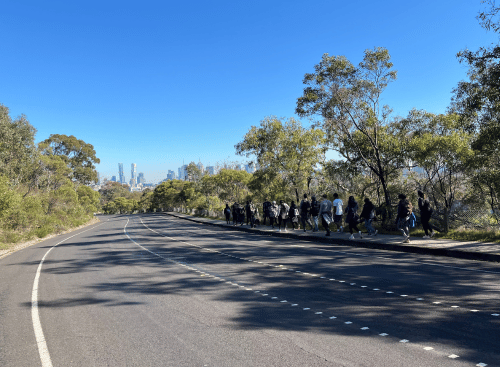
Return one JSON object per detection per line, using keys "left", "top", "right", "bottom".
{"left": 1, "top": 0, "right": 497, "bottom": 183}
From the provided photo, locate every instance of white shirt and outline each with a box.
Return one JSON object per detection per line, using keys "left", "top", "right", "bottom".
{"left": 333, "top": 198, "right": 343, "bottom": 215}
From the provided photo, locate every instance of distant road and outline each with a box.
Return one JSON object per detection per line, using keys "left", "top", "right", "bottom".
{"left": 1, "top": 214, "right": 499, "bottom": 366}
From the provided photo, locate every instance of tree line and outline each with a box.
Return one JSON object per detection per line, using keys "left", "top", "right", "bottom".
{"left": 0, "top": 104, "right": 100, "bottom": 245}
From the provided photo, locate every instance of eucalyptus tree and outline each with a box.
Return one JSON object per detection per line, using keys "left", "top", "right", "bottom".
{"left": 296, "top": 47, "right": 409, "bottom": 210}
{"left": 39, "top": 134, "right": 100, "bottom": 185}
{"left": 0, "top": 104, "right": 39, "bottom": 186}
{"left": 235, "top": 116, "right": 325, "bottom": 203}
{"left": 406, "top": 110, "right": 474, "bottom": 232}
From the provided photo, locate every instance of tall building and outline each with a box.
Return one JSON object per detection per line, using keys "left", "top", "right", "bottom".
{"left": 178, "top": 165, "right": 188, "bottom": 180}
{"left": 118, "top": 163, "right": 125, "bottom": 184}
{"left": 245, "top": 164, "right": 256, "bottom": 174}
{"left": 138, "top": 172, "right": 145, "bottom": 184}
{"left": 167, "top": 170, "right": 176, "bottom": 180}
{"left": 111, "top": 175, "right": 117, "bottom": 182}
{"left": 197, "top": 161, "right": 204, "bottom": 174}
{"left": 206, "top": 166, "right": 215, "bottom": 175}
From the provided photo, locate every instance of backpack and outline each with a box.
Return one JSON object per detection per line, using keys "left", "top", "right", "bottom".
{"left": 294, "top": 208, "right": 300, "bottom": 217}
{"left": 249, "top": 203, "right": 256, "bottom": 215}
{"left": 409, "top": 212, "right": 417, "bottom": 227}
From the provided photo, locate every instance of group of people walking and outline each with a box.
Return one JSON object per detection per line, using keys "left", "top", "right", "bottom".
{"left": 223, "top": 190, "right": 436, "bottom": 243}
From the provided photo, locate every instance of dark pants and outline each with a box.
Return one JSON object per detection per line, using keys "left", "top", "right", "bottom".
{"left": 250, "top": 214, "right": 256, "bottom": 228}
{"left": 421, "top": 216, "right": 435, "bottom": 235}
{"left": 290, "top": 218, "right": 298, "bottom": 229}
{"left": 301, "top": 213, "right": 313, "bottom": 230}
{"left": 348, "top": 220, "right": 360, "bottom": 234}
{"left": 225, "top": 213, "right": 231, "bottom": 224}
{"left": 278, "top": 217, "right": 288, "bottom": 229}
{"left": 269, "top": 217, "right": 276, "bottom": 228}
{"left": 263, "top": 212, "right": 270, "bottom": 226}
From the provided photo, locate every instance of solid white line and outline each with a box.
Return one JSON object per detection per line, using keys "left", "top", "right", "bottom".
{"left": 32, "top": 222, "right": 103, "bottom": 367}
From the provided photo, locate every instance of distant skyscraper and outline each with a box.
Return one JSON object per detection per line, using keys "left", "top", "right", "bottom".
{"left": 111, "top": 175, "right": 117, "bottom": 182}
{"left": 206, "top": 166, "right": 215, "bottom": 175}
{"left": 129, "top": 163, "right": 137, "bottom": 187}
{"left": 138, "top": 172, "right": 145, "bottom": 184}
{"left": 178, "top": 165, "right": 188, "bottom": 180}
{"left": 118, "top": 163, "right": 125, "bottom": 184}
{"left": 167, "top": 170, "right": 176, "bottom": 180}
{"left": 245, "top": 163, "right": 256, "bottom": 174}
{"left": 197, "top": 161, "right": 204, "bottom": 174}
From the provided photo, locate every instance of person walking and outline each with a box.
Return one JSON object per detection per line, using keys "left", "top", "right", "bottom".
{"left": 262, "top": 198, "right": 271, "bottom": 226}
{"left": 269, "top": 200, "right": 278, "bottom": 229}
{"left": 248, "top": 199, "right": 257, "bottom": 228}
{"left": 245, "top": 201, "right": 251, "bottom": 226}
{"left": 396, "top": 193, "right": 413, "bottom": 243}
{"left": 310, "top": 195, "right": 320, "bottom": 232}
{"left": 232, "top": 202, "right": 238, "bottom": 225}
{"left": 289, "top": 201, "right": 300, "bottom": 230}
{"left": 278, "top": 200, "right": 290, "bottom": 232}
{"left": 332, "top": 193, "right": 344, "bottom": 233}
{"left": 224, "top": 204, "right": 231, "bottom": 225}
{"left": 300, "top": 194, "right": 313, "bottom": 232}
{"left": 359, "top": 198, "right": 377, "bottom": 236}
{"left": 319, "top": 194, "right": 333, "bottom": 236}
{"left": 418, "top": 190, "right": 435, "bottom": 238}
{"left": 345, "top": 196, "right": 362, "bottom": 239}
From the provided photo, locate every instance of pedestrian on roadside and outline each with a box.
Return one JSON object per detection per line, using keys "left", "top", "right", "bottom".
{"left": 319, "top": 194, "right": 333, "bottom": 236}
{"left": 300, "top": 194, "right": 313, "bottom": 232}
{"left": 345, "top": 196, "right": 362, "bottom": 239}
{"left": 332, "top": 193, "right": 344, "bottom": 233}
{"left": 224, "top": 204, "right": 231, "bottom": 225}
{"left": 232, "top": 202, "right": 238, "bottom": 225}
{"left": 278, "top": 200, "right": 290, "bottom": 232}
{"left": 396, "top": 193, "right": 413, "bottom": 243}
{"left": 310, "top": 195, "right": 320, "bottom": 232}
{"left": 245, "top": 201, "right": 251, "bottom": 226}
{"left": 359, "top": 198, "right": 377, "bottom": 236}
{"left": 237, "top": 203, "right": 246, "bottom": 226}
{"left": 269, "top": 200, "right": 278, "bottom": 229}
{"left": 418, "top": 190, "right": 436, "bottom": 238}
{"left": 248, "top": 199, "right": 257, "bottom": 228}
{"left": 262, "top": 198, "right": 272, "bottom": 226}
{"left": 289, "top": 201, "right": 300, "bottom": 230}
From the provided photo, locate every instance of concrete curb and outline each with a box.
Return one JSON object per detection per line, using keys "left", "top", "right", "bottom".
{"left": 164, "top": 212, "right": 500, "bottom": 263}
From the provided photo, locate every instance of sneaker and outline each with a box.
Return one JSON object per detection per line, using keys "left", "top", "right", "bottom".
{"left": 374, "top": 230, "right": 378, "bottom": 236}
{"left": 403, "top": 236, "right": 410, "bottom": 243}
{"left": 340, "top": 226, "right": 344, "bottom": 233}
{"left": 349, "top": 234, "right": 354, "bottom": 240}
{"left": 284, "top": 228, "right": 287, "bottom": 232}
{"left": 422, "top": 235, "right": 430, "bottom": 239}
{"left": 359, "top": 231, "right": 363, "bottom": 239}
{"left": 278, "top": 229, "right": 281, "bottom": 232}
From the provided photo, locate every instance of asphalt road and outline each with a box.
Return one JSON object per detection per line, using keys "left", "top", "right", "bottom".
{"left": 1, "top": 213, "right": 499, "bottom": 367}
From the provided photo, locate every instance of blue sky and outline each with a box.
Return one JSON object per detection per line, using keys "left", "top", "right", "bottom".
{"left": 1, "top": 0, "right": 497, "bottom": 183}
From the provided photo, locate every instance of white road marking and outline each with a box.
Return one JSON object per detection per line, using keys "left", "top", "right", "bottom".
{"left": 379, "top": 333, "right": 388, "bottom": 336}
{"left": 361, "top": 327, "right": 369, "bottom": 330}
{"left": 32, "top": 222, "right": 104, "bottom": 367}
{"left": 423, "top": 347, "right": 434, "bottom": 351}
{"left": 400, "top": 339, "right": 409, "bottom": 343}
{"left": 448, "top": 354, "right": 459, "bottom": 359}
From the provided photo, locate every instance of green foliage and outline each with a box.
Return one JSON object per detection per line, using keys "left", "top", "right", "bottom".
{"left": 39, "top": 134, "right": 100, "bottom": 185}
{"left": 235, "top": 116, "right": 325, "bottom": 202}
{"left": 296, "top": 47, "right": 405, "bottom": 209}
{"left": 0, "top": 103, "right": 100, "bottom": 248}
{"left": 0, "top": 104, "right": 39, "bottom": 185}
